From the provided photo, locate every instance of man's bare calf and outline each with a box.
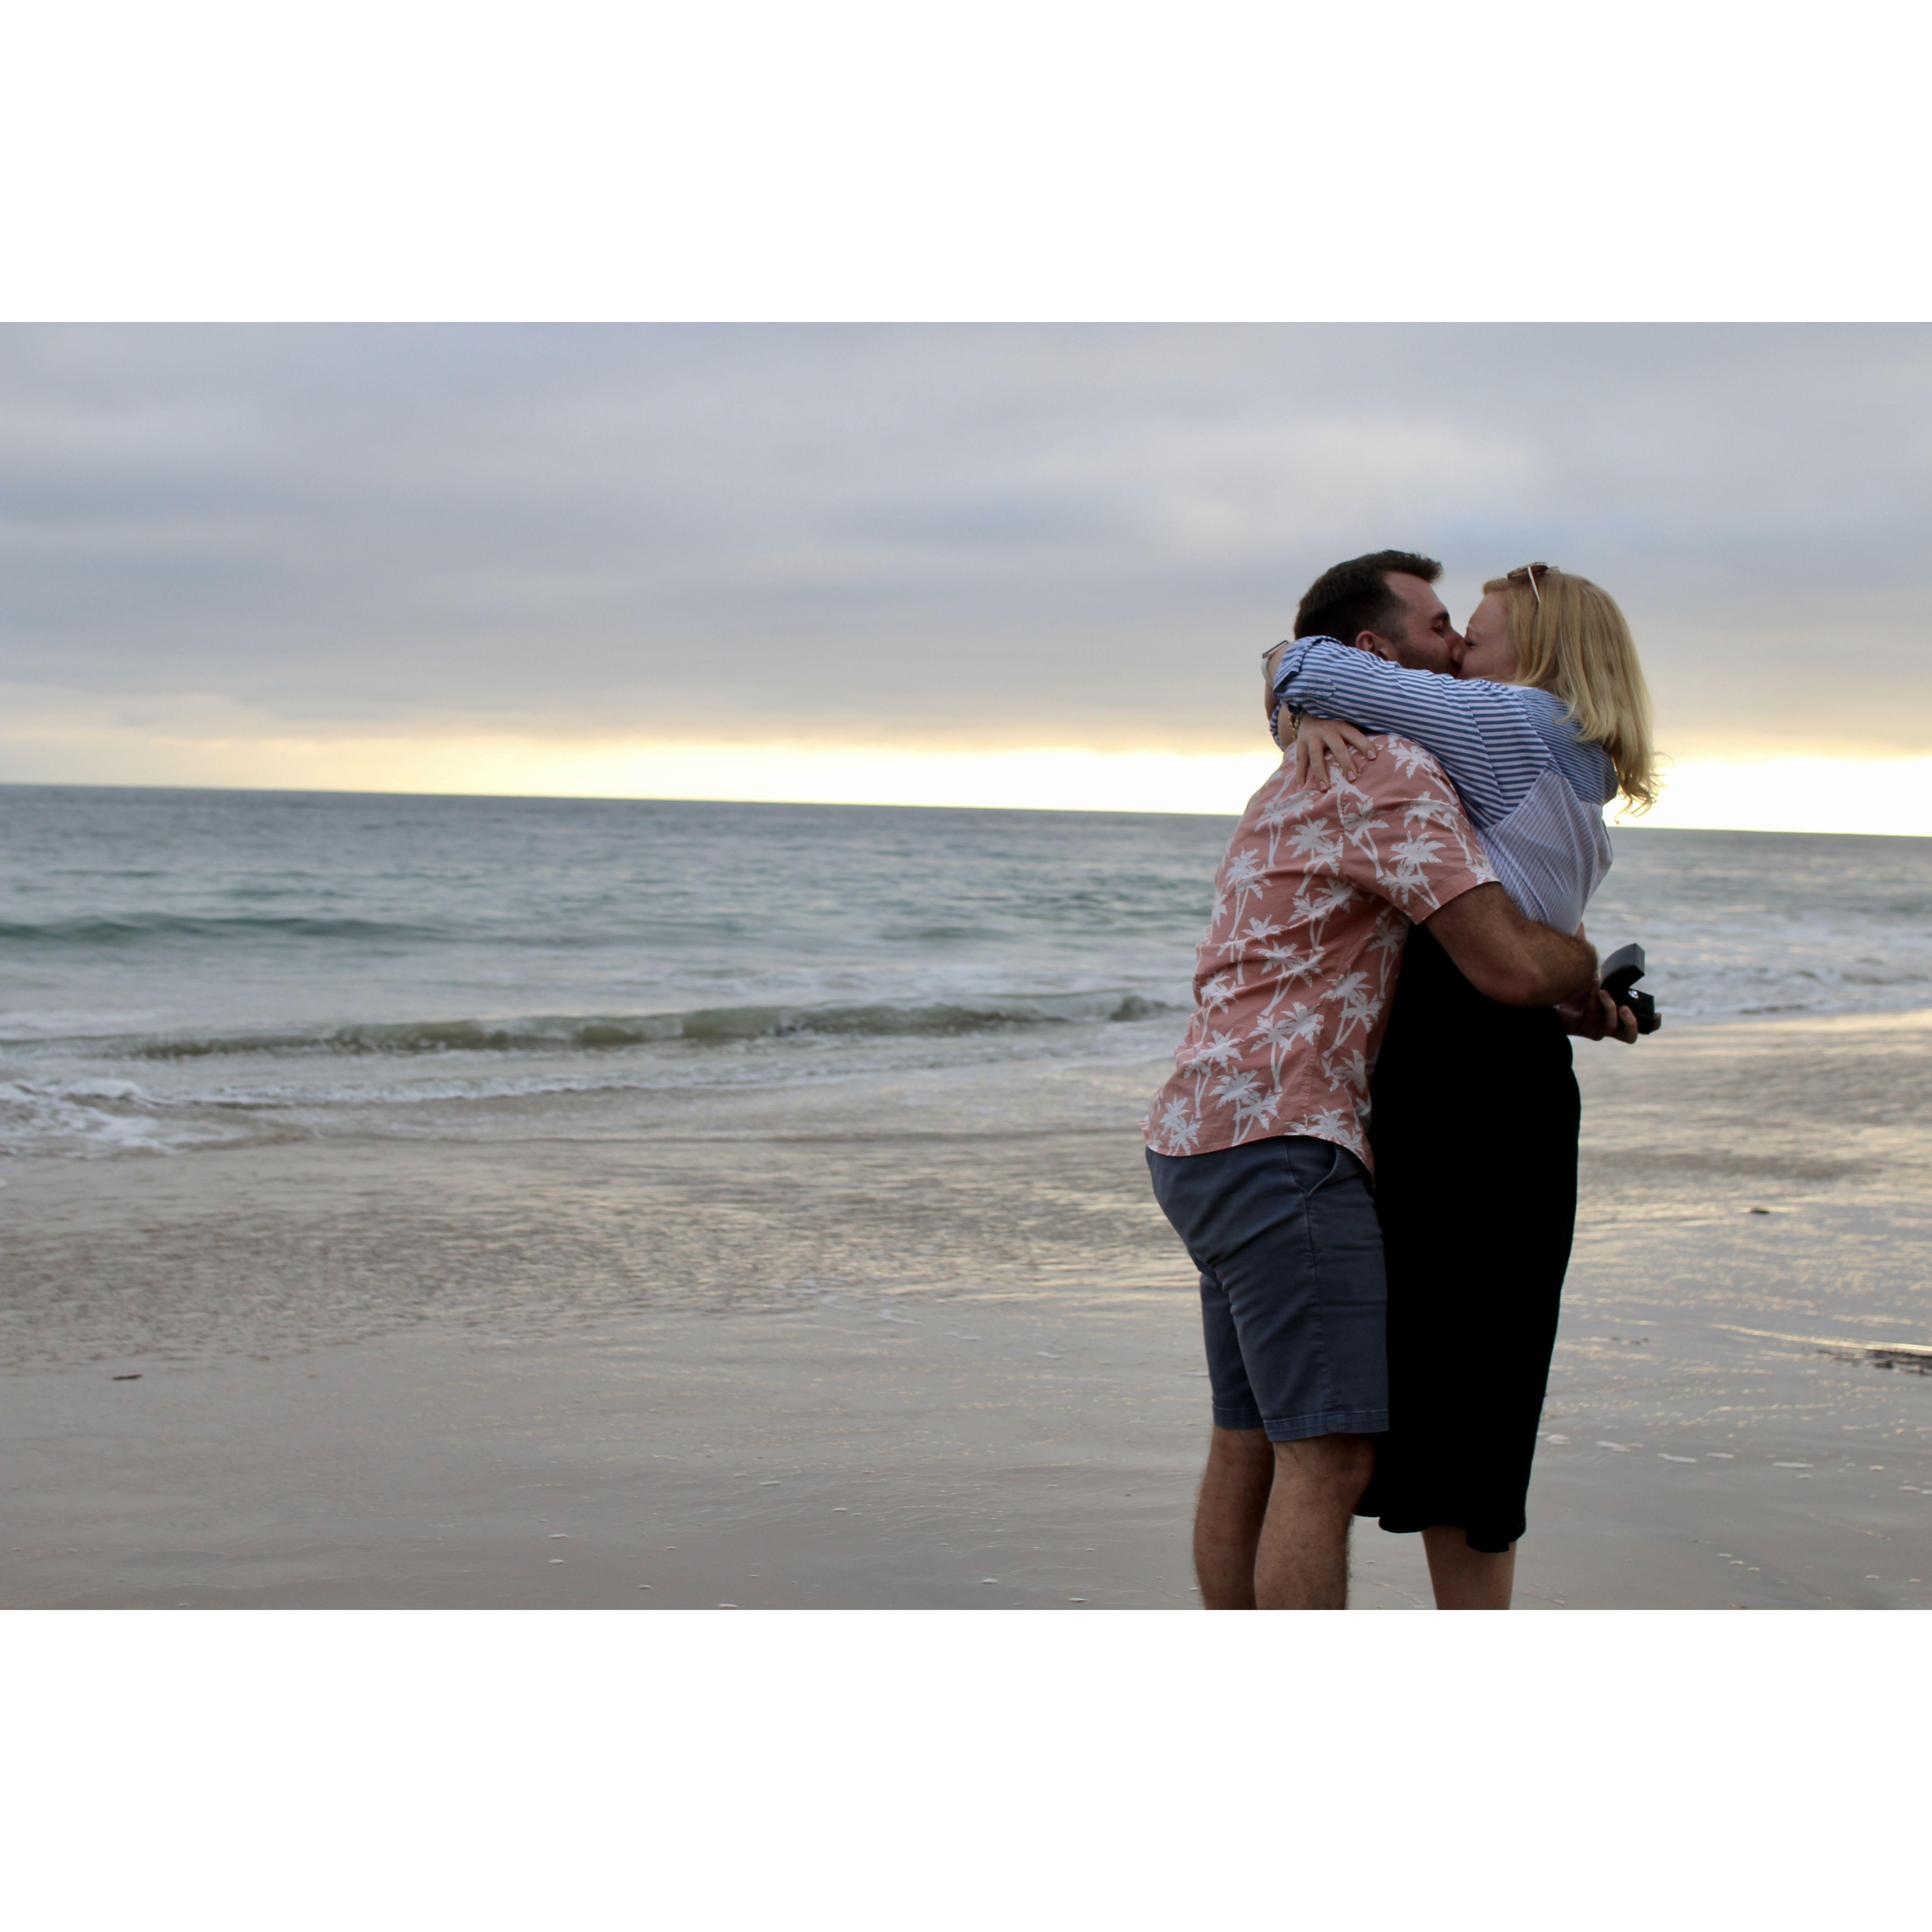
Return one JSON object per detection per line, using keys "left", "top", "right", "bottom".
{"left": 1194, "top": 1426, "right": 1375, "bottom": 1610}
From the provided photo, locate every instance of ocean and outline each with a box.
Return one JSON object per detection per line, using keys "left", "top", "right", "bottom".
{"left": 3, "top": 783, "right": 1931, "bottom": 1162}
{"left": 6, "top": 783, "right": 1930, "bottom": 1611}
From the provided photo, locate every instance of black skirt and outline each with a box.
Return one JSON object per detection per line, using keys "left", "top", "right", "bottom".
{"left": 1355, "top": 924, "right": 1581, "bottom": 1553}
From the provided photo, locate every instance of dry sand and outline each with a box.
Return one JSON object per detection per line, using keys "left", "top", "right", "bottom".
{"left": 4, "top": 1011, "right": 1929, "bottom": 1609}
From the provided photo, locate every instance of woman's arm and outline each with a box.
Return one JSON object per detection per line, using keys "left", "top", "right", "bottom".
{"left": 1270, "top": 637, "right": 1546, "bottom": 827}
{"left": 1263, "top": 640, "right": 1381, "bottom": 786}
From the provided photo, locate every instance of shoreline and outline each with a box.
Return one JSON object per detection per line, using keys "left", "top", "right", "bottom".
{"left": 3, "top": 1006, "right": 1929, "bottom": 1609}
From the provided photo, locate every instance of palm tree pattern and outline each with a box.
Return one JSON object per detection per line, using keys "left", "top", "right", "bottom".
{"left": 1145, "top": 739, "right": 1494, "bottom": 1167}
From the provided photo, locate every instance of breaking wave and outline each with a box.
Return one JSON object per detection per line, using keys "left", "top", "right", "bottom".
{"left": 0, "top": 913, "right": 442, "bottom": 946}
{"left": 12, "top": 992, "right": 1182, "bottom": 1062}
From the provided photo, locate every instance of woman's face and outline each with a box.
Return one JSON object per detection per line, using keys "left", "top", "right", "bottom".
{"left": 1458, "top": 591, "right": 1521, "bottom": 682}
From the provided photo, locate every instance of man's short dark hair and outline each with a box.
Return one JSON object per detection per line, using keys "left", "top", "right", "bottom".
{"left": 1294, "top": 550, "right": 1443, "bottom": 644}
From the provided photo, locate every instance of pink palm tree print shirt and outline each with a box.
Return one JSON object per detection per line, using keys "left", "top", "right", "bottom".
{"left": 1145, "top": 739, "right": 1497, "bottom": 1171}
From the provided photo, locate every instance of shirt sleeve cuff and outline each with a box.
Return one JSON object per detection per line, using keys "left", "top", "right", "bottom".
{"left": 1268, "top": 637, "right": 1321, "bottom": 701}
{"left": 1270, "top": 634, "right": 1355, "bottom": 706}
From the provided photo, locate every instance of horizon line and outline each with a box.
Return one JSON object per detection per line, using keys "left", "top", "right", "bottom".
{"left": 3, "top": 776, "right": 1926, "bottom": 840}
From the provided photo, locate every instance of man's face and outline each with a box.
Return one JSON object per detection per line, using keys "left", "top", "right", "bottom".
{"left": 1367, "top": 572, "right": 1464, "bottom": 675}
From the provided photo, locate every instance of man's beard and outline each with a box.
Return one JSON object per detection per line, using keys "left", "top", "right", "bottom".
{"left": 1388, "top": 631, "right": 1453, "bottom": 677}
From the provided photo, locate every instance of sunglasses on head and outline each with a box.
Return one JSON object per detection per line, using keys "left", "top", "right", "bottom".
{"left": 1507, "top": 562, "right": 1553, "bottom": 607}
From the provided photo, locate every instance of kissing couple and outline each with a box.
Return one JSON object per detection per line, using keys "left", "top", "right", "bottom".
{"left": 1145, "top": 549, "right": 1657, "bottom": 1609}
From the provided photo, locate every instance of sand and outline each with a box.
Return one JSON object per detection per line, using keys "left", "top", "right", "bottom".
{"left": 4, "top": 1010, "right": 1929, "bottom": 1609}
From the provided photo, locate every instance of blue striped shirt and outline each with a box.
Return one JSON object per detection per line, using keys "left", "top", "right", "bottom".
{"left": 1270, "top": 636, "right": 1617, "bottom": 934}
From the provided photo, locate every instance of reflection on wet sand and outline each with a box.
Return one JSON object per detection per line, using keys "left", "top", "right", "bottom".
{"left": 3, "top": 1011, "right": 1928, "bottom": 1608}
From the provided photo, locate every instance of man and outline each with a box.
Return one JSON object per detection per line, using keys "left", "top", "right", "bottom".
{"left": 1143, "top": 550, "right": 1598, "bottom": 1610}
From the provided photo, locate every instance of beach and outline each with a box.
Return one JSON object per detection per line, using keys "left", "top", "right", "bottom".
{"left": 5, "top": 789, "right": 1930, "bottom": 1610}
{"left": 6, "top": 1004, "right": 1929, "bottom": 1610}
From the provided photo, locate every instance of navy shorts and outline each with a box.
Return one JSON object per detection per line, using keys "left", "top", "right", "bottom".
{"left": 1146, "top": 1134, "right": 1389, "bottom": 1442}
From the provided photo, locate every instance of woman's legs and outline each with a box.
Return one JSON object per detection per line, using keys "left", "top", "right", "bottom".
{"left": 1422, "top": 1526, "right": 1516, "bottom": 1610}
{"left": 1369, "top": 935, "right": 1581, "bottom": 1602}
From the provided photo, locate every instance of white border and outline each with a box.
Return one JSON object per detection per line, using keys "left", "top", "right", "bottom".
{"left": 3, "top": 3, "right": 1927, "bottom": 321}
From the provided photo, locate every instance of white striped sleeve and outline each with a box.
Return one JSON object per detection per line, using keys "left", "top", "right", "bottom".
{"left": 1270, "top": 638, "right": 1549, "bottom": 828}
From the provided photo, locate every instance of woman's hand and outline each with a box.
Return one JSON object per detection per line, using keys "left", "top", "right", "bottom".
{"left": 1291, "top": 715, "right": 1378, "bottom": 790}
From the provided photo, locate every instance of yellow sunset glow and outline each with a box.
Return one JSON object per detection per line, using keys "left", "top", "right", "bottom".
{"left": 13, "top": 720, "right": 1932, "bottom": 836}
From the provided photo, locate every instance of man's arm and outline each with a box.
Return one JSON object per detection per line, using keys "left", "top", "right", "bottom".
{"left": 1423, "top": 883, "right": 1597, "bottom": 1007}
{"left": 1556, "top": 922, "right": 1641, "bottom": 1042}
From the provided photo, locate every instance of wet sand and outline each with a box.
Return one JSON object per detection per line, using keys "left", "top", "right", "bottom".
{"left": 4, "top": 1011, "right": 1929, "bottom": 1609}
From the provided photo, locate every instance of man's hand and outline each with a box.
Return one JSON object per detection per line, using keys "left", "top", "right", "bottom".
{"left": 1423, "top": 883, "right": 1597, "bottom": 1008}
{"left": 1558, "top": 984, "right": 1642, "bottom": 1044}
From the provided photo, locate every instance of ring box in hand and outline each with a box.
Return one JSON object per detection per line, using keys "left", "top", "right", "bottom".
{"left": 1598, "top": 943, "right": 1661, "bottom": 1035}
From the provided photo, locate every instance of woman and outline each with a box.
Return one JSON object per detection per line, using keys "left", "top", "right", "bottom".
{"left": 1265, "top": 564, "right": 1658, "bottom": 1608}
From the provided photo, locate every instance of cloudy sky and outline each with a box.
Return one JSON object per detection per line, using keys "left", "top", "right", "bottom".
{"left": 4, "top": 323, "right": 1929, "bottom": 827}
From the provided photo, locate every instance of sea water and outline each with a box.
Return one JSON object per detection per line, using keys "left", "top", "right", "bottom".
{"left": 3, "top": 785, "right": 1930, "bottom": 1159}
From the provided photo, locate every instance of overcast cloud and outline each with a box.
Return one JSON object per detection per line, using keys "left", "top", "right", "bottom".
{"left": 4, "top": 323, "right": 1930, "bottom": 760}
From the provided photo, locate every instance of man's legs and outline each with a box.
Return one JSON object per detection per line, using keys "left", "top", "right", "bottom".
{"left": 1421, "top": 1526, "right": 1516, "bottom": 1609}
{"left": 1151, "top": 1137, "right": 1389, "bottom": 1610}
{"left": 1194, "top": 1426, "right": 1374, "bottom": 1610}
{"left": 1256, "top": 1433, "right": 1375, "bottom": 1609}
{"left": 1193, "top": 1426, "right": 1275, "bottom": 1609}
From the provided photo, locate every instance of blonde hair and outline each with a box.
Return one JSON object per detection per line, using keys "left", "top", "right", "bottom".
{"left": 1484, "top": 566, "right": 1659, "bottom": 813}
